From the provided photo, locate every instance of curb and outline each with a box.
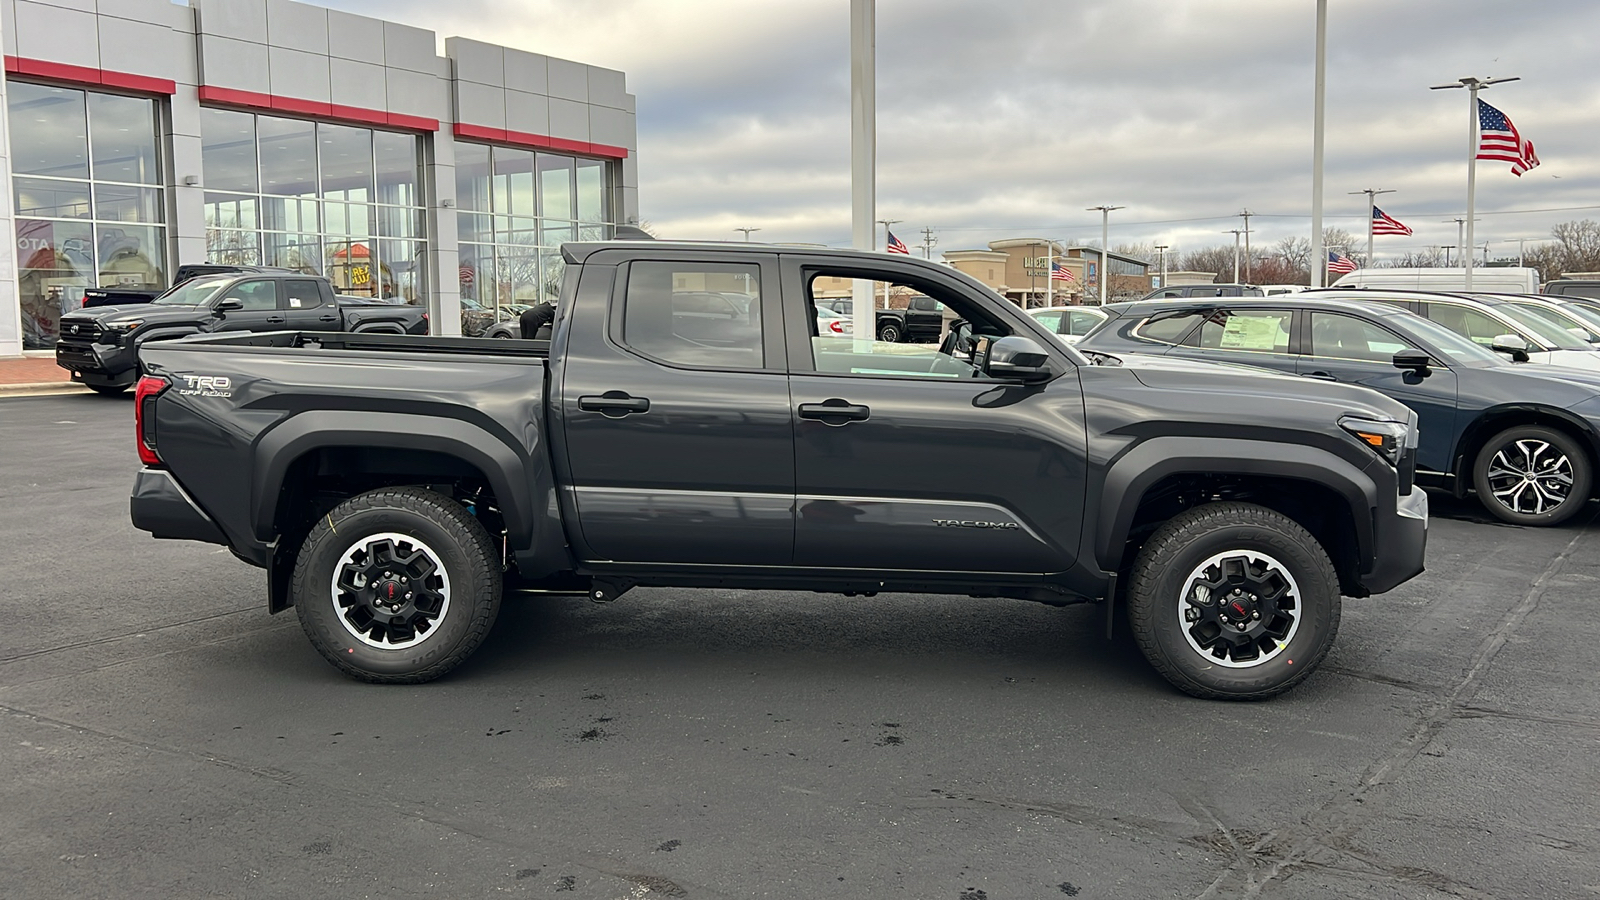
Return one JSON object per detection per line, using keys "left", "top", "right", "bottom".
{"left": 0, "top": 382, "right": 91, "bottom": 396}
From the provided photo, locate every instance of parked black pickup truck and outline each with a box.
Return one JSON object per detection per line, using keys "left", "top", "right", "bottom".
{"left": 129, "top": 242, "right": 1427, "bottom": 699}
{"left": 58, "top": 272, "right": 427, "bottom": 395}
{"left": 81, "top": 264, "right": 294, "bottom": 308}
{"left": 816, "top": 294, "right": 945, "bottom": 343}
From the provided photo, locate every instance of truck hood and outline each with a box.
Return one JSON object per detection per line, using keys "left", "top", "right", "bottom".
{"left": 61, "top": 303, "right": 205, "bottom": 329}
{"left": 1097, "top": 351, "right": 1413, "bottom": 424}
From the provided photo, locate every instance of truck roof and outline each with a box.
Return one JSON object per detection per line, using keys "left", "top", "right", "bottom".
{"left": 562, "top": 241, "right": 938, "bottom": 267}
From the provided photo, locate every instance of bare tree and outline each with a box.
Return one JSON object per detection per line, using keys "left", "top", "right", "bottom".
{"left": 1275, "top": 236, "right": 1311, "bottom": 274}
{"left": 1549, "top": 220, "right": 1600, "bottom": 274}
{"left": 1180, "top": 246, "right": 1236, "bottom": 283}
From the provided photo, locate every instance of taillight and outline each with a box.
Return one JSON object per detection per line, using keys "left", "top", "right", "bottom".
{"left": 134, "top": 375, "right": 169, "bottom": 465}
{"left": 828, "top": 320, "right": 845, "bottom": 333}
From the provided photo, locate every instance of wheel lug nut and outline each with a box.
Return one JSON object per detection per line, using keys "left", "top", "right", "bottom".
{"left": 405, "top": 592, "right": 413, "bottom": 599}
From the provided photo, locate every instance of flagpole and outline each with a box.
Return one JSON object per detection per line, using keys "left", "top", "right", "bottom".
{"left": 1465, "top": 83, "right": 1478, "bottom": 290}
{"left": 1046, "top": 241, "right": 1054, "bottom": 308}
{"left": 1350, "top": 188, "right": 1394, "bottom": 270}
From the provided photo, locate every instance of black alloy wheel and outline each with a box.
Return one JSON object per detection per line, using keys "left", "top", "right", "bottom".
{"left": 1127, "top": 502, "right": 1340, "bottom": 700}
{"left": 877, "top": 322, "right": 903, "bottom": 343}
{"left": 1472, "top": 425, "right": 1592, "bottom": 526}
{"left": 292, "top": 487, "right": 502, "bottom": 683}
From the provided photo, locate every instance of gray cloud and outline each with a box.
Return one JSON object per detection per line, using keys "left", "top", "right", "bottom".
{"left": 329, "top": 0, "right": 1600, "bottom": 261}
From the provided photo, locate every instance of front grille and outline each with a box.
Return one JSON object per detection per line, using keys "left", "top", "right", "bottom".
{"left": 59, "top": 319, "right": 101, "bottom": 343}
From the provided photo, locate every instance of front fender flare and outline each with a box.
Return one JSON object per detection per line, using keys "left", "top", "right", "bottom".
{"left": 1094, "top": 436, "right": 1378, "bottom": 574}
{"left": 250, "top": 410, "right": 535, "bottom": 550}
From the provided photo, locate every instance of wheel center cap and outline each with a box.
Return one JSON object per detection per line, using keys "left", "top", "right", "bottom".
{"left": 373, "top": 579, "right": 405, "bottom": 609}
{"left": 1221, "top": 594, "right": 1257, "bottom": 624}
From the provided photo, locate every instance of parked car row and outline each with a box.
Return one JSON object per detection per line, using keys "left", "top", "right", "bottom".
{"left": 1077, "top": 288, "right": 1600, "bottom": 526}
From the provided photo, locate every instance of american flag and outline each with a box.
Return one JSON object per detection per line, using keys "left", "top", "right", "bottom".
{"left": 1371, "top": 206, "right": 1413, "bottom": 236}
{"left": 1477, "top": 99, "right": 1540, "bottom": 176}
{"left": 886, "top": 231, "right": 910, "bottom": 254}
{"left": 1050, "top": 262, "right": 1075, "bottom": 282}
{"left": 1328, "top": 251, "right": 1358, "bottom": 275}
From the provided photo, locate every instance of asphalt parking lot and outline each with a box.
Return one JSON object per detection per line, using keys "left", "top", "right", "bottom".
{"left": 2, "top": 392, "right": 1597, "bottom": 899}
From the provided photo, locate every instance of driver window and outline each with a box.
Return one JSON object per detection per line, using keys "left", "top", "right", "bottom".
{"left": 803, "top": 272, "right": 1010, "bottom": 379}
{"left": 221, "top": 280, "right": 279, "bottom": 311}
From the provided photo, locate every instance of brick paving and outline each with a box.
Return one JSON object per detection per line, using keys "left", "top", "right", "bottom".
{"left": 0, "top": 356, "right": 72, "bottom": 387}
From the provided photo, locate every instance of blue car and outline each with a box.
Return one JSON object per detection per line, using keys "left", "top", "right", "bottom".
{"left": 1078, "top": 296, "right": 1600, "bottom": 525}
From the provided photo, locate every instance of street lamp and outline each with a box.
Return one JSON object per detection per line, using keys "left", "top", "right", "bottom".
{"left": 1086, "top": 205, "right": 1124, "bottom": 304}
{"left": 735, "top": 227, "right": 761, "bottom": 241}
{"left": 1154, "top": 244, "right": 1169, "bottom": 288}
{"left": 1223, "top": 229, "right": 1245, "bottom": 283}
{"left": 1431, "top": 74, "right": 1521, "bottom": 289}
{"left": 850, "top": 0, "right": 876, "bottom": 342}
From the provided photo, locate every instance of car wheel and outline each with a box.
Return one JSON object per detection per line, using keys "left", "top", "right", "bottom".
{"left": 87, "top": 384, "right": 129, "bottom": 397}
{"left": 491, "top": 330, "right": 513, "bottom": 339}
{"left": 1472, "top": 425, "right": 1592, "bottom": 526}
{"left": 877, "top": 322, "right": 902, "bottom": 343}
{"left": 292, "top": 487, "right": 502, "bottom": 683}
{"left": 1127, "top": 502, "right": 1340, "bottom": 700}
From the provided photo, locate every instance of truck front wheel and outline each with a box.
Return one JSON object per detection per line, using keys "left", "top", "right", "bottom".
{"left": 292, "top": 487, "right": 502, "bottom": 683}
{"left": 1126, "top": 502, "right": 1340, "bottom": 700}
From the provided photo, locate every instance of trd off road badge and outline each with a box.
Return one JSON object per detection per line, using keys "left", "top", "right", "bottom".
{"left": 178, "top": 374, "right": 233, "bottom": 398}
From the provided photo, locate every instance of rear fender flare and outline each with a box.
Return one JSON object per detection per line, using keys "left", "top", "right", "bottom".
{"left": 250, "top": 411, "right": 534, "bottom": 549}
{"left": 1094, "top": 437, "right": 1377, "bottom": 574}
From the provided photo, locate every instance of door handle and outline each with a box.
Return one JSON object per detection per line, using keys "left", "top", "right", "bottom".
{"left": 578, "top": 391, "right": 651, "bottom": 416}
{"left": 266, "top": 315, "right": 286, "bottom": 324}
{"left": 798, "top": 400, "right": 871, "bottom": 424}
{"left": 319, "top": 314, "right": 339, "bottom": 322}
{"left": 1301, "top": 371, "right": 1337, "bottom": 381}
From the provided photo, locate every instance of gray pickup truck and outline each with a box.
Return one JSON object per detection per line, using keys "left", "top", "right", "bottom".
{"left": 129, "top": 242, "right": 1427, "bottom": 699}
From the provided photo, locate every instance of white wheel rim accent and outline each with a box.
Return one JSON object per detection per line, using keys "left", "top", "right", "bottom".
{"left": 329, "top": 532, "right": 453, "bottom": 650}
{"left": 1176, "top": 549, "right": 1303, "bottom": 669}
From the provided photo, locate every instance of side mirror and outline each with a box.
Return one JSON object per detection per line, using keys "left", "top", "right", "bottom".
{"left": 1392, "top": 348, "right": 1432, "bottom": 375}
{"left": 1490, "top": 333, "right": 1531, "bottom": 362}
{"left": 941, "top": 319, "right": 974, "bottom": 357}
{"left": 215, "top": 297, "right": 244, "bottom": 313}
{"left": 985, "top": 335, "right": 1052, "bottom": 382}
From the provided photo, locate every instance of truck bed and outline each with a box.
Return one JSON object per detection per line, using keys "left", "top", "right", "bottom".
{"left": 162, "top": 330, "right": 550, "bottom": 359}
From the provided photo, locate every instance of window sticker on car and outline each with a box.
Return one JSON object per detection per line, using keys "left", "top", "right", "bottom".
{"left": 1220, "top": 316, "right": 1286, "bottom": 350}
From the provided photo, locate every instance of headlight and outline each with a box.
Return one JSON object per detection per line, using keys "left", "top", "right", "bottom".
{"left": 1339, "top": 416, "right": 1409, "bottom": 466}
{"left": 103, "top": 321, "right": 142, "bottom": 332}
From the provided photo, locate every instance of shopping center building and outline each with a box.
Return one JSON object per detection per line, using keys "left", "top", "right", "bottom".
{"left": 0, "top": 0, "right": 638, "bottom": 354}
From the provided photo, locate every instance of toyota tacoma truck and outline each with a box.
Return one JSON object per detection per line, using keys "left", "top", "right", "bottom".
{"left": 58, "top": 272, "right": 428, "bottom": 395}
{"left": 128, "top": 242, "right": 1427, "bottom": 699}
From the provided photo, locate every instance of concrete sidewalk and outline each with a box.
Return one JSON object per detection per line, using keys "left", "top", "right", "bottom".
{"left": 0, "top": 356, "right": 86, "bottom": 395}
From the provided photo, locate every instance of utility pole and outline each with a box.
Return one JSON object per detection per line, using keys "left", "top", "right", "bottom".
{"left": 920, "top": 226, "right": 937, "bottom": 259}
{"left": 850, "top": 0, "right": 876, "bottom": 342}
{"left": 1311, "top": 0, "right": 1328, "bottom": 287}
{"left": 1431, "top": 74, "right": 1521, "bottom": 289}
{"left": 1224, "top": 229, "right": 1245, "bottom": 283}
{"left": 1238, "top": 209, "right": 1254, "bottom": 282}
{"left": 734, "top": 227, "right": 761, "bottom": 241}
{"left": 1087, "top": 205, "right": 1123, "bottom": 304}
{"left": 1350, "top": 188, "right": 1395, "bottom": 268}
{"left": 1154, "top": 244, "right": 1169, "bottom": 288}
{"left": 876, "top": 217, "right": 901, "bottom": 309}
{"left": 1518, "top": 237, "right": 1527, "bottom": 267}
{"left": 1438, "top": 244, "right": 1456, "bottom": 267}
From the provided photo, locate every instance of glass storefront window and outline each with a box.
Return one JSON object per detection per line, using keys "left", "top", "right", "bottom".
{"left": 576, "top": 158, "right": 606, "bottom": 223}
{"left": 7, "top": 81, "right": 165, "bottom": 347}
{"left": 202, "top": 112, "right": 427, "bottom": 300}
{"left": 537, "top": 153, "right": 574, "bottom": 221}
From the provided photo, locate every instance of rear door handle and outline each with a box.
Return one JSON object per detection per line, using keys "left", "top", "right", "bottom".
{"left": 578, "top": 391, "right": 651, "bottom": 416}
{"left": 1301, "top": 371, "right": 1338, "bottom": 381}
{"left": 798, "top": 400, "right": 871, "bottom": 423}
{"left": 319, "top": 314, "right": 339, "bottom": 322}
{"left": 266, "top": 315, "right": 286, "bottom": 325}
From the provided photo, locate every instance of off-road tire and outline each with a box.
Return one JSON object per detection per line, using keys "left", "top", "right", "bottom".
{"left": 1127, "top": 502, "right": 1340, "bottom": 700}
{"left": 876, "top": 322, "right": 903, "bottom": 343}
{"left": 293, "top": 487, "right": 501, "bottom": 683}
{"left": 1472, "top": 425, "right": 1591, "bottom": 526}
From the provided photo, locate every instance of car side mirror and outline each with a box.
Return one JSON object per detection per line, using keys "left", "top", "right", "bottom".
{"left": 941, "top": 319, "right": 974, "bottom": 357}
{"left": 215, "top": 297, "right": 244, "bottom": 313}
{"left": 985, "top": 335, "right": 1053, "bottom": 382}
{"left": 1392, "top": 348, "right": 1432, "bottom": 375}
{"left": 1490, "top": 333, "right": 1530, "bottom": 362}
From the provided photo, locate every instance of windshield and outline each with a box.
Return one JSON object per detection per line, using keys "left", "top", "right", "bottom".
{"left": 150, "top": 276, "right": 229, "bottom": 306}
{"left": 1394, "top": 313, "right": 1506, "bottom": 364}
{"left": 1508, "top": 301, "right": 1600, "bottom": 343}
{"left": 1497, "top": 304, "right": 1592, "bottom": 349}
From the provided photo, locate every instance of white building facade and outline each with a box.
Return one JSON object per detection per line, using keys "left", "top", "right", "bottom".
{"left": 0, "top": 0, "right": 638, "bottom": 354}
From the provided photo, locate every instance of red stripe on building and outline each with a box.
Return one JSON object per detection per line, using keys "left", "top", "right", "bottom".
{"left": 452, "top": 122, "right": 628, "bottom": 160}
{"left": 4, "top": 56, "right": 176, "bottom": 95}
{"left": 196, "top": 85, "right": 440, "bottom": 133}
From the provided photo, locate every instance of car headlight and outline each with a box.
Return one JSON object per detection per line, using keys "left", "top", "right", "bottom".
{"left": 1339, "top": 416, "right": 1409, "bottom": 466}
{"left": 103, "top": 321, "right": 142, "bottom": 332}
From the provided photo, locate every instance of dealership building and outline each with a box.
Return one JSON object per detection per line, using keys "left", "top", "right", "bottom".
{"left": 0, "top": 0, "right": 638, "bottom": 354}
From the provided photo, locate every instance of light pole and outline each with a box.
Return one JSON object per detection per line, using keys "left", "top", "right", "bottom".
{"left": 1087, "top": 205, "right": 1123, "bottom": 304}
{"left": 1437, "top": 244, "right": 1456, "bottom": 267}
{"left": 1431, "top": 74, "right": 1520, "bottom": 289}
{"left": 1518, "top": 237, "right": 1527, "bottom": 267}
{"left": 1239, "top": 209, "right": 1254, "bottom": 282}
{"left": 1154, "top": 244, "right": 1169, "bottom": 288}
{"left": 850, "top": 0, "right": 876, "bottom": 342}
{"left": 1311, "top": 0, "right": 1328, "bottom": 287}
{"left": 1349, "top": 188, "right": 1395, "bottom": 268}
{"left": 735, "top": 227, "right": 761, "bottom": 241}
{"left": 1224, "top": 229, "right": 1245, "bottom": 283}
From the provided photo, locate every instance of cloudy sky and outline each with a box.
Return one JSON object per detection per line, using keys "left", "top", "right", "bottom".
{"left": 333, "top": 0, "right": 1600, "bottom": 263}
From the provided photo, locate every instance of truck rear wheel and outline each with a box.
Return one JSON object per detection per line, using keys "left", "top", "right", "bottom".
{"left": 876, "top": 322, "right": 902, "bottom": 343}
{"left": 292, "top": 487, "right": 501, "bottom": 683}
{"left": 1126, "top": 502, "right": 1340, "bottom": 700}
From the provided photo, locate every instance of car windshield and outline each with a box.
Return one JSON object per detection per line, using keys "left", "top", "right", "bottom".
{"left": 150, "top": 276, "right": 230, "bottom": 306}
{"left": 1508, "top": 302, "right": 1600, "bottom": 342}
{"left": 1392, "top": 313, "right": 1505, "bottom": 364}
{"left": 1496, "top": 304, "right": 1592, "bottom": 349}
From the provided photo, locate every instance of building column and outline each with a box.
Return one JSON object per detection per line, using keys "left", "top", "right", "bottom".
{"left": 166, "top": 84, "right": 208, "bottom": 268}
{"left": 0, "top": 14, "right": 22, "bottom": 357}
{"left": 425, "top": 129, "right": 461, "bottom": 336}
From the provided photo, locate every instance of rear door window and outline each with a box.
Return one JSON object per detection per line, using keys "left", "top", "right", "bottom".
{"left": 285, "top": 279, "right": 324, "bottom": 309}
{"left": 621, "top": 262, "right": 764, "bottom": 369}
{"left": 1132, "top": 310, "right": 1204, "bottom": 344}
{"left": 1192, "top": 309, "right": 1293, "bottom": 353}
